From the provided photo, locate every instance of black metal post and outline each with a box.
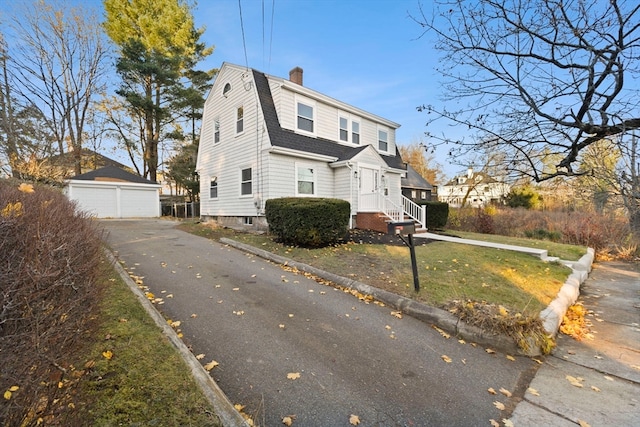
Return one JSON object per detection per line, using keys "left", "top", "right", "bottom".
{"left": 408, "top": 233, "right": 420, "bottom": 292}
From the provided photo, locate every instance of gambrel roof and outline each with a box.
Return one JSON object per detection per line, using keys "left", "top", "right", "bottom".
{"left": 252, "top": 69, "right": 406, "bottom": 170}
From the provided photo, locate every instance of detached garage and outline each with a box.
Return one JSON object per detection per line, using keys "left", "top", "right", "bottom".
{"left": 65, "top": 165, "right": 161, "bottom": 218}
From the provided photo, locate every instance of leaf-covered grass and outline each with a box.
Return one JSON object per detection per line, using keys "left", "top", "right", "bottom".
{"left": 76, "top": 261, "right": 222, "bottom": 426}
{"left": 178, "top": 221, "right": 578, "bottom": 317}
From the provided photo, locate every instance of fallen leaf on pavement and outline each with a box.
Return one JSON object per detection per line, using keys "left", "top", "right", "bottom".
{"left": 591, "top": 386, "right": 600, "bottom": 392}
{"left": 499, "top": 388, "right": 512, "bottom": 397}
{"left": 204, "top": 360, "right": 219, "bottom": 371}
{"left": 566, "top": 375, "right": 584, "bottom": 388}
{"left": 604, "top": 375, "right": 614, "bottom": 381}
{"left": 489, "top": 420, "right": 500, "bottom": 427}
{"left": 282, "top": 415, "right": 295, "bottom": 426}
{"left": 506, "top": 355, "right": 516, "bottom": 361}
{"left": 349, "top": 414, "right": 361, "bottom": 425}
{"left": 503, "top": 419, "right": 514, "bottom": 427}
{"left": 441, "top": 355, "right": 452, "bottom": 363}
{"left": 432, "top": 325, "right": 450, "bottom": 339}
{"left": 493, "top": 401, "right": 505, "bottom": 411}
{"left": 527, "top": 387, "right": 540, "bottom": 396}
{"left": 578, "top": 420, "right": 591, "bottom": 427}
{"left": 487, "top": 388, "right": 497, "bottom": 395}
{"left": 486, "top": 348, "right": 496, "bottom": 354}
{"left": 391, "top": 311, "right": 403, "bottom": 319}
{"left": 195, "top": 354, "right": 205, "bottom": 360}
{"left": 287, "top": 372, "right": 301, "bottom": 380}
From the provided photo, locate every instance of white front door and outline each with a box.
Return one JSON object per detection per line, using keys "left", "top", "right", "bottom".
{"left": 358, "top": 166, "right": 380, "bottom": 211}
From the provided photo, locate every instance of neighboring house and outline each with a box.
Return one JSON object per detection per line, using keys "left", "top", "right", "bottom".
{"left": 438, "top": 168, "right": 510, "bottom": 208}
{"left": 48, "top": 148, "right": 131, "bottom": 179}
{"left": 197, "top": 63, "right": 427, "bottom": 232}
{"left": 64, "top": 165, "right": 161, "bottom": 218}
{"left": 401, "top": 164, "right": 434, "bottom": 203}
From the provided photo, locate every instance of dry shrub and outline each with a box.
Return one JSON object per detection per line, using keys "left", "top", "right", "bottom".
{"left": 448, "top": 206, "right": 637, "bottom": 257}
{"left": 0, "top": 180, "right": 103, "bottom": 425}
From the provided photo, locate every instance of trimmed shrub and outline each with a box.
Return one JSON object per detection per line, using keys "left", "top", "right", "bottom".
{"left": 265, "top": 197, "right": 350, "bottom": 247}
{"left": 0, "top": 180, "right": 103, "bottom": 425}
{"left": 422, "top": 201, "right": 449, "bottom": 230}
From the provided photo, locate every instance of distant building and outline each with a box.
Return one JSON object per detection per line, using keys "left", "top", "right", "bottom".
{"left": 438, "top": 168, "right": 510, "bottom": 208}
{"left": 401, "top": 164, "right": 434, "bottom": 203}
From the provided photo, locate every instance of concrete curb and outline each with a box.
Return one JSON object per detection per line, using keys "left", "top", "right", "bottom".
{"left": 540, "top": 248, "right": 595, "bottom": 335}
{"left": 220, "top": 238, "right": 595, "bottom": 357}
{"left": 104, "top": 249, "right": 250, "bottom": 427}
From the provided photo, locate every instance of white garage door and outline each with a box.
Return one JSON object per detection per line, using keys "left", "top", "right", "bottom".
{"left": 66, "top": 181, "right": 160, "bottom": 218}
{"left": 69, "top": 185, "right": 118, "bottom": 217}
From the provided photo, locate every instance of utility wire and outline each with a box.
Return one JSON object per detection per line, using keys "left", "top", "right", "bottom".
{"left": 268, "top": 0, "right": 275, "bottom": 72}
{"left": 238, "top": 0, "right": 249, "bottom": 70}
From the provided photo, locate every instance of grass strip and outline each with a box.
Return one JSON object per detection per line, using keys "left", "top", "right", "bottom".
{"left": 75, "top": 258, "right": 223, "bottom": 426}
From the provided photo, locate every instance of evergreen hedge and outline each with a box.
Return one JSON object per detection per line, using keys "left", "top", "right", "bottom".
{"left": 422, "top": 201, "right": 449, "bottom": 230}
{"left": 265, "top": 197, "right": 350, "bottom": 247}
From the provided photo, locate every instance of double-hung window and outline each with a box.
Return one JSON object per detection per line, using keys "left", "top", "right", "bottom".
{"left": 236, "top": 106, "right": 244, "bottom": 134}
{"left": 339, "top": 114, "right": 360, "bottom": 144}
{"left": 214, "top": 118, "right": 220, "bottom": 143}
{"left": 378, "top": 129, "right": 388, "bottom": 152}
{"left": 240, "top": 167, "right": 252, "bottom": 196}
{"left": 297, "top": 102, "right": 314, "bottom": 133}
{"left": 352, "top": 121, "right": 360, "bottom": 144}
{"left": 296, "top": 164, "right": 316, "bottom": 196}
{"left": 210, "top": 178, "right": 218, "bottom": 198}
{"left": 339, "top": 117, "right": 349, "bottom": 142}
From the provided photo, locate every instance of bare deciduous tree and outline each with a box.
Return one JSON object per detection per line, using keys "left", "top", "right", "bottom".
{"left": 8, "top": 0, "right": 108, "bottom": 176}
{"left": 413, "top": 0, "right": 640, "bottom": 233}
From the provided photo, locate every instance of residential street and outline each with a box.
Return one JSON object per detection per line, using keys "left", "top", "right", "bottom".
{"left": 103, "top": 219, "right": 540, "bottom": 426}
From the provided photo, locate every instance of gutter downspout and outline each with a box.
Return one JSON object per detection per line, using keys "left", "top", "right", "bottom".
{"left": 346, "top": 162, "right": 354, "bottom": 229}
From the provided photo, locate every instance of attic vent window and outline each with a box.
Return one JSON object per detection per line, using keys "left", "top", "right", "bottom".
{"left": 223, "top": 83, "right": 231, "bottom": 97}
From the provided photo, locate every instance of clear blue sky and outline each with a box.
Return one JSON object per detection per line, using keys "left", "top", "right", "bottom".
{"left": 0, "top": 0, "right": 464, "bottom": 178}
{"left": 193, "top": 0, "right": 462, "bottom": 177}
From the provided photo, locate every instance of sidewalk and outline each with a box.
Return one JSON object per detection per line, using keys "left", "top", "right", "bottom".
{"left": 509, "top": 261, "right": 640, "bottom": 426}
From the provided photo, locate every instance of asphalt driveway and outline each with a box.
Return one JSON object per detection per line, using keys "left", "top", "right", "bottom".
{"left": 103, "top": 219, "right": 540, "bottom": 426}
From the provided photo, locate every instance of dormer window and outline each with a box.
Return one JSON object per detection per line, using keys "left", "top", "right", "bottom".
{"left": 378, "top": 129, "right": 388, "bottom": 152}
{"left": 338, "top": 114, "right": 360, "bottom": 144}
{"left": 223, "top": 83, "right": 231, "bottom": 97}
{"left": 297, "top": 102, "right": 314, "bottom": 133}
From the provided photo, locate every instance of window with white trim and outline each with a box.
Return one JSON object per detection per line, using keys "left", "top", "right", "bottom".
{"left": 352, "top": 121, "right": 360, "bottom": 144}
{"left": 240, "top": 167, "right": 252, "bottom": 195}
{"left": 378, "top": 129, "right": 388, "bottom": 152}
{"left": 297, "top": 102, "right": 314, "bottom": 133}
{"left": 339, "top": 116, "right": 348, "bottom": 142}
{"left": 214, "top": 118, "right": 220, "bottom": 143}
{"left": 338, "top": 114, "right": 360, "bottom": 144}
{"left": 236, "top": 106, "right": 244, "bottom": 134}
{"left": 210, "top": 177, "right": 218, "bottom": 198}
{"left": 296, "top": 164, "right": 316, "bottom": 196}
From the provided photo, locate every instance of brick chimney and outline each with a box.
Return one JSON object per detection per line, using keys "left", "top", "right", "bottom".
{"left": 289, "top": 67, "right": 303, "bottom": 86}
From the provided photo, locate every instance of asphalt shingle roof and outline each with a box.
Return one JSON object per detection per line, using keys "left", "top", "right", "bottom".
{"left": 252, "top": 69, "right": 405, "bottom": 170}
{"left": 69, "top": 165, "right": 157, "bottom": 184}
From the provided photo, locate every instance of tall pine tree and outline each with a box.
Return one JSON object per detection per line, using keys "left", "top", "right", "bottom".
{"left": 103, "top": 0, "right": 213, "bottom": 182}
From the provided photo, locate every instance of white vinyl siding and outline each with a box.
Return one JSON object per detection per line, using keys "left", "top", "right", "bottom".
{"left": 197, "top": 64, "right": 262, "bottom": 217}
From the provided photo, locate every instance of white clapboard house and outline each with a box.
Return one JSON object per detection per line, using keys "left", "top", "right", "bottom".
{"left": 196, "top": 63, "right": 426, "bottom": 232}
